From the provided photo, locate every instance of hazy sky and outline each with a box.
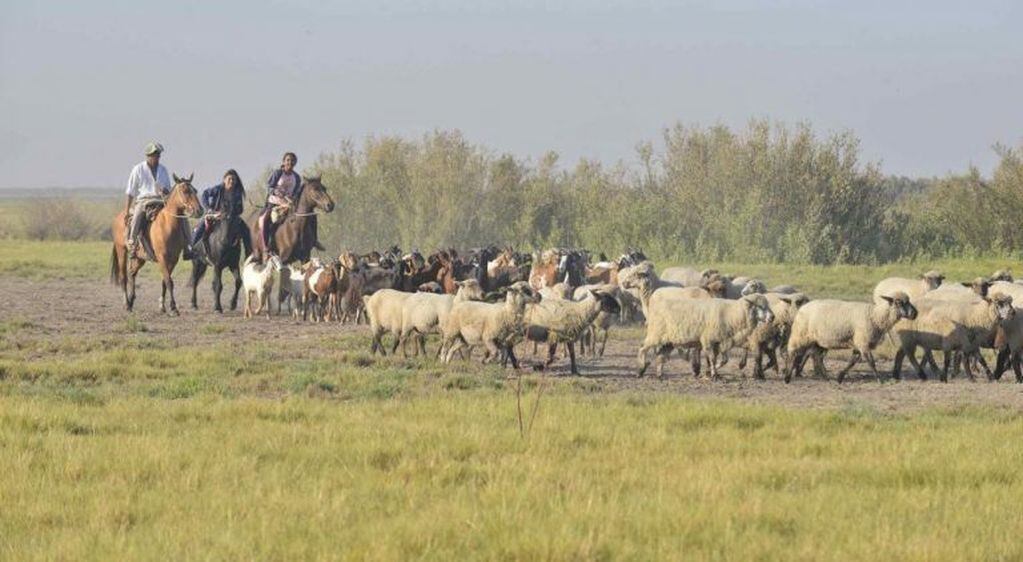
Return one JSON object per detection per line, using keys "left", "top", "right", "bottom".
{"left": 2, "top": 0, "right": 1020, "bottom": 189}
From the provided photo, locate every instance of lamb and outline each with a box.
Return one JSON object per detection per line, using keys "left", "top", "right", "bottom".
{"left": 440, "top": 281, "right": 540, "bottom": 368}
{"left": 872, "top": 270, "right": 944, "bottom": 304}
{"left": 738, "top": 292, "right": 810, "bottom": 379}
{"left": 892, "top": 294, "right": 1015, "bottom": 382}
{"left": 397, "top": 279, "right": 485, "bottom": 358}
{"left": 524, "top": 287, "right": 621, "bottom": 374}
{"left": 636, "top": 293, "right": 774, "bottom": 379}
{"left": 365, "top": 288, "right": 414, "bottom": 355}
{"left": 724, "top": 276, "right": 765, "bottom": 299}
{"left": 785, "top": 292, "right": 917, "bottom": 383}
{"left": 241, "top": 254, "right": 281, "bottom": 320}
{"left": 737, "top": 279, "right": 767, "bottom": 297}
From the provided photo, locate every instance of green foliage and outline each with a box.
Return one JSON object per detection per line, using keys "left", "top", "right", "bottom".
{"left": 304, "top": 122, "right": 1023, "bottom": 264}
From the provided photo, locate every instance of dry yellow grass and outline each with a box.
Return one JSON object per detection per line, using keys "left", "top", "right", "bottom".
{"left": 2, "top": 392, "right": 1023, "bottom": 561}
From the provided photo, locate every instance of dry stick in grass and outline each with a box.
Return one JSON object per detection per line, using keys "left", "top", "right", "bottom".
{"left": 515, "top": 369, "right": 548, "bottom": 439}
{"left": 516, "top": 371, "right": 525, "bottom": 438}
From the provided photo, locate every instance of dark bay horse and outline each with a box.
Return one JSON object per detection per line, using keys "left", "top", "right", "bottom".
{"left": 189, "top": 213, "right": 252, "bottom": 312}
{"left": 110, "top": 175, "right": 202, "bottom": 314}
{"left": 250, "top": 176, "right": 335, "bottom": 264}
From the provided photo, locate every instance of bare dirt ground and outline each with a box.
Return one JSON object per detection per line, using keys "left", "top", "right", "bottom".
{"left": 4, "top": 276, "right": 1023, "bottom": 412}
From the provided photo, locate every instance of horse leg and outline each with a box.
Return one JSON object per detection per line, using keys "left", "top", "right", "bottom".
{"left": 164, "top": 268, "right": 179, "bottom": 316}
{"left": 212, "top": 265, "right": 224, "bottom": 313}
{"left": 160, "top": 278, "right": 168, "bottom": 314}
{"left": 190, "top": 261, "right": 202, "bottom": 310}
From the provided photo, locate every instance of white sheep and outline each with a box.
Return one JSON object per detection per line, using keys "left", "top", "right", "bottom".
{"left": 441, "top": 281, "right": 539, "bottom": 368}
{"left": 786, "top": 292, "right": 917, "bottom": 383}
{"left": 242, "top": 254, "right": 281, "bottom": 320}
{"left": 637, "top": 293, "right": 774, "bottom": 379}
{"left": 524, "top": 287, "right": 621, "bottom": 374}
{"left": 872, "top": 270, "right": 944, "bottom": 304}
{"left": 397, "top": 279, "right": 485, "bottom": 358}
{"left": 538, "top": 282, "right": 573, "bottom": 302}
{"left": 892, "top": 294, "right": 1015, "bottom": 382}
{"left": 365, "top": 288, "right": 414, "bottom": 356}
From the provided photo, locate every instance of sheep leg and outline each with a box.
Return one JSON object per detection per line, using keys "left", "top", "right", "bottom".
{"left": 812, "top": 349, "right": 827, "bottom": 379}
{"left": 962, "top": 351, "right": 977, "bottom": 382}
{"left": 865, "top": 351, "right": 882, "bottom": 383}
{"left": 941, "top": 350, "right": 952, "bottom": 383}
{"left": 442, "top": 336, "right": 463, "bottom": 364}
{"left": 483, "top": 340, "right": 501, "bottom": 365}
{"left": 905, "top": 347, "right": 927, "bottom": 380}
{"left": 506, "top": 345, "right": 520, "bottom": 370}
{"left": 835, "top": 351, "right": 860, "bottom": 384}
{"left": 892, "top": 348, "right": 905, "bottom": 381}
{"left": 785, "top": 348, "right": 806, "bottom": 383}
{"left": 1012, "top": 351, "right": 1023, "bottom": 383}
{"left": 973, "top": 352, "right": 993, "bottom": 381}
{"left": 391, "top": 334, "right": 402, "bottom": 356}
{"left": 417, "top": 334, "right": 427, "bottom": 357}
{"left": 545, "top": 343, "right": 557, "bottom": 367}
{"left": 567, "top": 342, "right": 579, "bottom": 376}
{"left": 599, "top": 329, "right": 609, "bottom": 358}
{"left": 637, "top": 344, "right": 653, "bottom": 377}
{"left": 765, "top": 347, "right": 779, "bottom": 374}
{"left": 263, "top": 292, "right": 271, "bottom": 320}
{"left": 738, "top": 349, "right": 748, "bottom": 371}
{"left": 656, "top": 344, "right": 673, "bottom": 380}
{"left": 923, "top": 349, "right": 941, "bottom": 377}
{"left": 993, "top": 348, "right": 1010, "bottom": 380}
{"left": 709, "top": 343, "right": 722, "bottom": 379}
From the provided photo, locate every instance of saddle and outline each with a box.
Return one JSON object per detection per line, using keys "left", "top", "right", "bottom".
{"left": 128, "top": 200, "right": 166, "bottom": 261}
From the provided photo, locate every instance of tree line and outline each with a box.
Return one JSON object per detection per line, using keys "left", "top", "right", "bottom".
{"left": 13, "top": 119, "right": 1023, "bottom": 265}
{"left": 294, "top": 120, "right": 1023, "bottom": 265}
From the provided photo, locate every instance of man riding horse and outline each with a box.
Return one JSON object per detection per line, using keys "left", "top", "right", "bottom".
{"left": 125, "top": 142, "right": 185, "bottom": 260}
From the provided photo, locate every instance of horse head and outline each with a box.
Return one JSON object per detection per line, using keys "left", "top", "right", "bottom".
{"left": 170, "top": 173, "right": 202, "bottom": 218}
{"left": 301, "top": 175, "right": 335, "bottom": 213}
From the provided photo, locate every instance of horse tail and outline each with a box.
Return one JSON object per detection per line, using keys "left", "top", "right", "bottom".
{"left": 109, "top": 244, "right": 122, "bottom": 285}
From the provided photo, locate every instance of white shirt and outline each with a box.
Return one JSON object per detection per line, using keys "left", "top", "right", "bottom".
{"left": 125, "top": 161, "right": 172, "bottom": 198}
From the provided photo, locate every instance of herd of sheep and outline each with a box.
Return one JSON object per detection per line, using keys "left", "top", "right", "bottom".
{"left": 239, "top": 245, "right": 1023, "bottom": 383}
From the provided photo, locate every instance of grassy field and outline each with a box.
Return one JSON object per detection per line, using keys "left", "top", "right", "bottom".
{"left": 4, "top": 239, "right": 1023, "bottom": 560}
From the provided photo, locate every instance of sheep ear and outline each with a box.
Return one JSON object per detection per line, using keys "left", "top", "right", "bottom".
{"left": 960, "top": 282, "right": 971, "bottom": 288}
{"left": 779, "top": 297, "right": 793, "bottom": 305}
{"left": 881, "top": 295, "right": 894, "bottom": 304}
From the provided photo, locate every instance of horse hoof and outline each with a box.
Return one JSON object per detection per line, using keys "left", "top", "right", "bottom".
{"left": 169, "top": 309, "right": 180, "bottom": 317}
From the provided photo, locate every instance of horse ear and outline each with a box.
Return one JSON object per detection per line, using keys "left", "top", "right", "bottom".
{"left": 185, "top": 173, "right": 194, "bottom": 183}
{"left": 173, "top": 173, "right": 181, "bottom": 183}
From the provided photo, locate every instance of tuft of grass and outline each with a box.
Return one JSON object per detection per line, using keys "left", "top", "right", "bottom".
{"left": 120, "top": 317, "right": 148, "bottom": 333}
{"left": 199, "top": 324, "right": 228, "bottom": 335}
{"left": 0, "top": 317, "right": 37, "bottom": 334}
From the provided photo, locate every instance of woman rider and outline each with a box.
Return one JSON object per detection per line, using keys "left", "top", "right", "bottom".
{"left": 259, "top": 152, "right": 301, "bottom": 253}
{"left": 190, "top": 169, "right": 246, "bottom": 250}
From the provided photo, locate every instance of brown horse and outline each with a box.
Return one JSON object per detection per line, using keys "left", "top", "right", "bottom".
{"left": 110, "top": 175, "right": 202, "bottom": 314}
{"left": 250, "top": 176, "right": 335, "bottom": 264}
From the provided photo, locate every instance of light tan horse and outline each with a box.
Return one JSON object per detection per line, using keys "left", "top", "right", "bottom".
{"left": 110, "top": 175, "right": 202, "bottom": 314}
